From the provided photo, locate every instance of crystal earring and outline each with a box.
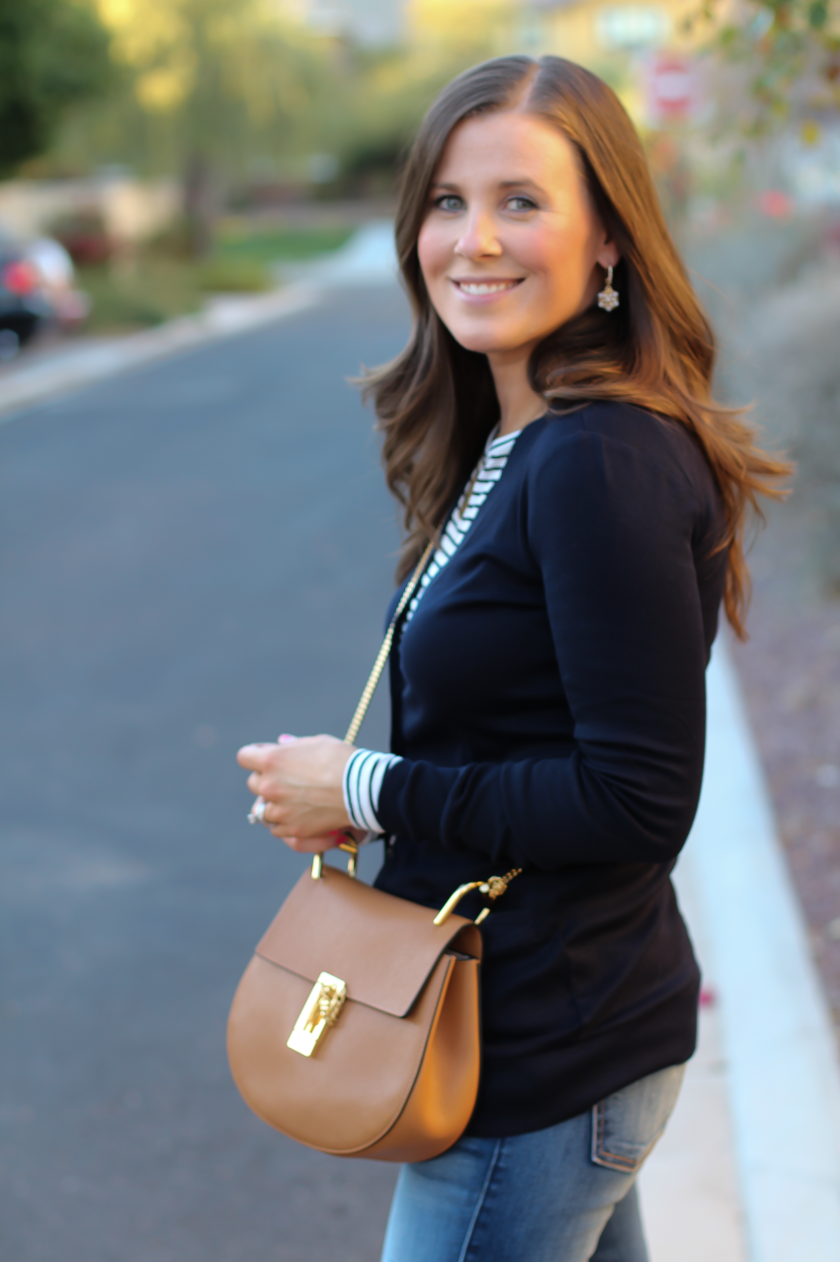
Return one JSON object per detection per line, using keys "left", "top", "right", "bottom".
{"left": 597, "top": 265, "right": 619, "bottom": 312}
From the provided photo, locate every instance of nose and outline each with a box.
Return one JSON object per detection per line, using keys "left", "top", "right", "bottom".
{"left": 454, "top": 209, "right": 502, "bottom": 260}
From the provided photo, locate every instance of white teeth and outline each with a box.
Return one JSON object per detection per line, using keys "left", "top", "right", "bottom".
{"left": 458, "top": 281, "right": 517, "bottom": 295}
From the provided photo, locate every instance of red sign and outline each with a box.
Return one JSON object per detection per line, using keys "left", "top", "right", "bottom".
{"left": 644, "top": 54, "right": 702, "bottom": 126}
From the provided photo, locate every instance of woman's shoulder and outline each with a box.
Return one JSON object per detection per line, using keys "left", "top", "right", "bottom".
{"left": 521, "top": 400, "right": 715, "bottom": 502}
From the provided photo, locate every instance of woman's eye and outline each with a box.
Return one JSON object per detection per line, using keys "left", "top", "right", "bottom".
{"left": 433, "top": 195, "right": 463, "bottom": 212}
{"left": 507, "top": 196, "right": 537, "bottom": 212}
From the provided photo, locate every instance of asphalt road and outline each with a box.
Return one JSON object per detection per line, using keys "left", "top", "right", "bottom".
{"left": 0, "top": 284, "right": 414, "bottom": 1262}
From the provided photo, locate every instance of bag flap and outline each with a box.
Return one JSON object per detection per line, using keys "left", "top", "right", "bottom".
{"left": 254, "top": 865, "right": 482, "bottom": 1018}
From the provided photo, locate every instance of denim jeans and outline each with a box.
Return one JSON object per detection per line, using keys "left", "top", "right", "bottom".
{"left": 381, "top": 1063, "right": 685, "bottom": 1262}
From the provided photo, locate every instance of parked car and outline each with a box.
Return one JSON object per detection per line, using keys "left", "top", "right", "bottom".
{"left": 27, "top": 238, "right": 91, "bottom": 325}
{"left": 0, "top": 237, "right": 50, "bottom": 358}
{"left": 0, "top": 231, "right": 90, "bottom": 360}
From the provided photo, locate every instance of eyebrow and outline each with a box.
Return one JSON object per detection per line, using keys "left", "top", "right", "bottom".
{"left": 431, "top": 178, "right": 548, "bottom": 194}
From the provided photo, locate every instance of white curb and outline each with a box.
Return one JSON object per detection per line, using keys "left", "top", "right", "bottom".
{"left": 685, "top": 641, "right": 840, "bottom": 1261}
{"left": 0, "top": 221, "right": 402, "bottom": 422}
{"left": 0, "top": 282, "right": 321, "bottom": 421}
{"left": 277, "top": 219, "right": 399, "bottom": 289}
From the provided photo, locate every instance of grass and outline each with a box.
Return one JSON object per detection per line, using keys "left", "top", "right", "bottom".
{"left": 214, "top": 223, "right": 355, "bottom": 264}
{"left": 77, "top": 222, "right": 355, "bottom": 332}
{"left": 78, "top": 259, "right": 204, "bottom": 332}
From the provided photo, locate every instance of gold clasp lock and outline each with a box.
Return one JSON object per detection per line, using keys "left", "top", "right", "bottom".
{"left": 287, "top": 971, "right": 347, "bottom": 1057}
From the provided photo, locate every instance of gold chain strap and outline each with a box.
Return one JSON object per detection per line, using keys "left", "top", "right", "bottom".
{"left": 326, "top": 461, "right": 523, "bottom": 915}
{"left": 343, "top": 459, "right": 487, "bottom": 747}
{"left": 316, "top": 542, "right": 435, "bottom": 880}
{"left": 343, "top": 538, "right": 436, "bottom": 746}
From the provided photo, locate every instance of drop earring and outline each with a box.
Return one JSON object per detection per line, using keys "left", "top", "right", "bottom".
{"left": 597, "top": 265, "right": 619, "bottom": 312}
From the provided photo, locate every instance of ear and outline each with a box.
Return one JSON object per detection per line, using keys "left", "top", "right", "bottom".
{"left": 597, "top": 241, "right": 620, "bottom": 270}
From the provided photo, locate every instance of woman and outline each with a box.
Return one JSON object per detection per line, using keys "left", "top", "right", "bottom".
{"left": 238, "top": 56, "right": 787, "bottom": 1262}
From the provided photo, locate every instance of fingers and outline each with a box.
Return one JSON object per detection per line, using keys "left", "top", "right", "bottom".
{"left": 240, "top": 736, "right": 297, "bottom": 792}
{"left": 260, "top": 793, "right": 345, "bottom": 839}
{"left": 266, "top": 830, "right": 341, "bottom": 853}
{"left": 239, "top": 733, "right": 352, "bottom": 836}
{"left": 237, "top": 742, "right": 278, "bottom": 772}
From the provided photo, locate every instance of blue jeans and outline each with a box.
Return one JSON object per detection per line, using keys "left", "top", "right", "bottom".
{"left": 381, "top": 1063, "right": 685, "bottom": 1262}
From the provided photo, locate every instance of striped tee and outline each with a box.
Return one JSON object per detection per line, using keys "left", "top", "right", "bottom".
{"left": 342, "top": 427, "right": 521, "bottom": 835}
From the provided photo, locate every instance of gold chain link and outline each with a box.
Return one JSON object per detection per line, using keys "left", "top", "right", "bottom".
{"left": 343, "top": 538, "right": 436, "bottom": 746}
{"left": 482, "top": 868, "right": 523, "bottom": 900}
{"left": 344, "top": 460, "right": 486, "bottom": 748}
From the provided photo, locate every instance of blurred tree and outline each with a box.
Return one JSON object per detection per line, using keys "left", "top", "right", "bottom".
{"left": 39, "top": 1, "right": 493, "bottom": 229}
{"left": 0, "top": 0, "right": 113, "bottom": 177}
{"left": 688, "top": 0, "right": 840, "bottom": 135}
{"left": 98, "top": 0, "right": 332, "bottom": 253}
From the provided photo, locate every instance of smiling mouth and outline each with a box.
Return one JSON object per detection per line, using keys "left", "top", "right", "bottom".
{"left": 452, "top": 279, "right": 524, "bottom": 295}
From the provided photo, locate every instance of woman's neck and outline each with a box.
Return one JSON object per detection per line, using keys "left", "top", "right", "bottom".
{"left": 488, "top": 350, "right": 547, "bottom": 437}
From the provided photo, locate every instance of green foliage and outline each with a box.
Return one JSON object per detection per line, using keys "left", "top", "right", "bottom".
{"left": 687, "top": 0, "right": 840, "bottom": 134}
{"left": 85, "top": 0, "right": 341, "bottom": 178}
{"left": 52, "top": 7, "right": 492, "bottom": 191}
{"left": 0, "top": 0, "right": 114, "bottom": 177}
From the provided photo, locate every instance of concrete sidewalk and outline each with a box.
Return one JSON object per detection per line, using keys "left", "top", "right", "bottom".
{"left": 640, "top": 858, "right": 749, "bottom": 1262}
{"left": 641, "top": 644, "right": 840, "bottom": 1262}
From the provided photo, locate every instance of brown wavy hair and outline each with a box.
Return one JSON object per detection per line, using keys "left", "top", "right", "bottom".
{"left": 363, "top": 54, "right": 789, "bottom": 638}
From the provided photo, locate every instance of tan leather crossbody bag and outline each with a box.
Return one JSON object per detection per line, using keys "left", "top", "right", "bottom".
{"left": 226, "top": 541, "right": 519, "bottom": 1162}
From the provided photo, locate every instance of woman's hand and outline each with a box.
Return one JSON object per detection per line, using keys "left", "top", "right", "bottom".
{"left": 237, "top": 733, "right": 355, "bottom": 853}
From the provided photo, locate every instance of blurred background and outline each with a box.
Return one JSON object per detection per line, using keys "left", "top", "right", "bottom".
{"left": 0, "top": 0, "right": 836, "bottom": 339}
{"left": 1, "top": 1, "right": 839, "bottom": 1260}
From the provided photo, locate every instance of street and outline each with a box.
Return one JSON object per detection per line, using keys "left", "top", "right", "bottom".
{"left": 1, "top": 285, "right": 412, "bottom": 1261}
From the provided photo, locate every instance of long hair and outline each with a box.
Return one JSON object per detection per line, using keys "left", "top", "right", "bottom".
{"left": 363, "top": 55, "right": 789, "bottom": 638}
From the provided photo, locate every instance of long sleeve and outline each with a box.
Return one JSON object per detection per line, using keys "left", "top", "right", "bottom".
{"left": 376, "top": 424, "right": 714, "bottom": 871}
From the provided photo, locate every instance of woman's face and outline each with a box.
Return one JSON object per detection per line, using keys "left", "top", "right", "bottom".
{"left": 417, "top": 110, "right": 618, "bottom": 363}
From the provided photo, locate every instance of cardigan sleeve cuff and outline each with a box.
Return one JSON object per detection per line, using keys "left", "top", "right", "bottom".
{"left": 342, "top": 749, "right": 403, "bottom": 833}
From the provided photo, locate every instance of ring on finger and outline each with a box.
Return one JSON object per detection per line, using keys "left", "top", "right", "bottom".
{"left": 247, "top": 796, "right": 267, "bottom": 825}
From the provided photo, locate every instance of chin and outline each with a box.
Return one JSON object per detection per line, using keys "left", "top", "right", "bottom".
{"left": 443, "top": 321, "right": 522, "bottom": 357}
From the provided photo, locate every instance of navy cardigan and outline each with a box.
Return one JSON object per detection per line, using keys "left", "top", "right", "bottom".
{"left": 373, "top": 402, "right": 728, "bottom": 1138}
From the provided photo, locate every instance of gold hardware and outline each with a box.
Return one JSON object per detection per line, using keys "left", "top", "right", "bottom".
{"left": 433, "top": 868, "right": 523, "bottom": 926}
{"left": 483, "top": 875, "right": 516, "bottom": 900}
{"left": 433, "top": 882, "right": 485, "bottom": 926}
{"left": 311, "top": 834, "right": 358, "bottom": 881}
{"left": 474, "top": 907, "right": 490, "bottom": 925}
{"left": 338, "top": 836, "right": 358, "bottom": 878}
{"left": 287, "top": 971, "right": 347, "bottom": 1057}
